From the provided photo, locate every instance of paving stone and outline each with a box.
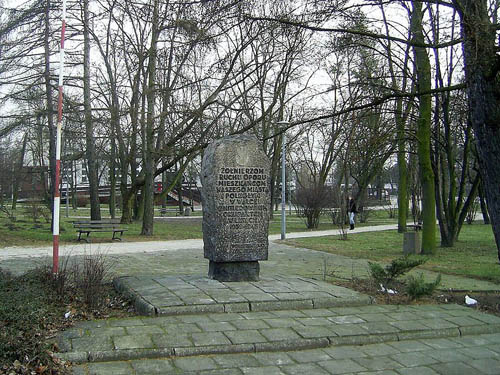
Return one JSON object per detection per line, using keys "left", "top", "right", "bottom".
{"left": 224, "top": 302, "right": 250, "bottom": 313}
{"left": 386, "top": 340, "right": 432, "bottom": 353}
{"left": 241, "top": 365, "right": 283, "bottom": 375}
{"left": 71, "top": 336, "right": 114, "bottom": 352}
{"left": 397, "top": 367, "right": 440, "bottom": 375}
{"left": 328, "top": 315, "right": 366, "bottom": 324}
{"left": 329, "top": 323, "right": 370, "bottom": 337}
{"left": 125, "top": 325, "right": 165, "bottom": 335}
{"left": 457, "top": 346, "right": 500, "bottom": 359}
{"left": 317, "top": 358, "right": 368, "bottom": 374}
{"left": 240, "top": 293, "right": 277, "bottom": 301}
{"left": 151, "top": 333, "right": 192, "bottom": 348}
{"left": 199, "top": 369, "right": 243, "bottom": 375}
{"left": 281, "top": 362, "right": 331, "bottom": 375}
{"left": 230, "top": 319, "right": 270, "bottom": 330}
{"left": 86, "top": 361, "right": 134, "bottom": 375}
{"left": 265, "top": 318, "right": 304, "bottom": 328}
{"left": 300, "top": 317, "right": 332, "bottom": 326}
{"left": 287, "top": 348, "right": 332, "bottom": 363}
{"left": 173, "top": 356, "right": 219, "bottom": 371}
{"left": 208, "top": 313, "right": 246, "bottom": 322}
{"left": 199, "top": 321, "right": 237, "bottom": 332}
{"left": 163, "top": 323, "right": 202, "bottom": 334}
{"left": 451, "top": 335, "right": 492, "bottom": 347}
{"left": 425, "top": 348, "right": 473, "bottom": 363}
{"left": 389, "top": 320, "right": 431, "bottom": 331}
{"left": 260, "top": 327, "right": 302, "bottom": 341}
{"left": 390, "top": 352, "right": 440, "bottom": 367}
{"left": 424, "top": 338, "right": 464, "bottom": 349}
{"left": 430, "top": 361, "right": 478, "bottom": 374}
{"left": 293, "top": 324, "right": 336, "bottom": 338}
{"left": 301, "top": 308, "right": 335, "bottom": 317}
{"left": 270, "top": 309, "right": 308, "bottom": 318}
{"left": 113, "top": 334, "right": 155, "bottom": 350}
{"left": 130, "top": 359, "right": 176, "bottom": 374}
{"left": 191, "top": 331, "right": 232, "bottom": 346}
{"left": 356, "top": 313, "right": 394, "bottom": 322}
{"left": 419, "top": 318, "right": 459, "bottom": 330}
{"left": 177, "top": 314, "right": 215, "bottom": 324}
{"left": 225, "top": 329, "right": 268, "bottom": 344}
{"left": 468, "top": 358, "right": 500, "bottom": 374}
{"left": 386, "top": 312, "right": 419, "bottom": 321}
{"left": 445, "top": 316, "right": 486, "bottom": 326}
{"left": 359, "top": 322, "right": 400, "bottom": 335}
{"left": 354, "top": 356, "right": 404, "bottom": 371}
{"left": 213, "top": 353, "right": 261, "bottom": 368}
{"left": 241, "top": 311, "right": 275, "bottom": 319}
{"left": 87, "top": 327, "right": 126, "bottom": 337}
{"left": 360, "top": 343, "right": 401, "bottom": 356}
{"left": 322, "top": 346, "right": 368, "bottom": 359}
{"left": 251, "top": 351, "right": 295, "bottom": 366}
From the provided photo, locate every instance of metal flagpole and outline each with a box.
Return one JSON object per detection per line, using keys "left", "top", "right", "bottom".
{"left": 53, "top": 0, "right": 67, "bottom": 274}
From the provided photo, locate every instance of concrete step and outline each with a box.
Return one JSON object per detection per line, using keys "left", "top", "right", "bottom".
{"left": 112, "top": 275, "right": 374, "bottom": 316}
{"left": 57, "top": 302, "right": 500, "bottom": 364}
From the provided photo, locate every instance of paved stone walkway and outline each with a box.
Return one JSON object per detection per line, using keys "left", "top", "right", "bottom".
{"left": 2, "top": 225, "right": 500, "bottom": 374}
{"left": 1, "top": 225, "right": 498, "bottom": 291}
{"left": 69, "top": 332, "right": 500, "bottom": 375}
{"left": 61, "top": 302, "right": 500, "bottom": 374}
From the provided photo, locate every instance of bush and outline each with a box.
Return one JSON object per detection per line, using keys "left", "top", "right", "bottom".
{"left": 73, "top": 251, "right": 114, "bottom": 308}
{"left": 368, "top": 255, "right": 427, "bottom": 287}
{"left": 406, "top": 273, "right": 442, "bottom": 300}
{"left": 293, "top": 183, "right": 332, "bottom": 229}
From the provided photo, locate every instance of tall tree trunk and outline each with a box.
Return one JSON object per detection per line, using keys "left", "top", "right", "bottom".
{"left": 478, "top": 179, "right": 490, "bottom": 224}
{"left": 83, "top": 0, "right": 101, "bottom": 220}
{"left": 11, "top": 133, "right": 27, "bottom": 210}
{"left": 454, "top": 0, "right": 500, "bottom": 261}
{"left": 141, "top": 0, "right": 159, "bottom": 235}
{"left": 109, "top": 136, "right": 116, "bottom": 218}
{"left": 411, "top": 1, "right": 436, "bottom": 254}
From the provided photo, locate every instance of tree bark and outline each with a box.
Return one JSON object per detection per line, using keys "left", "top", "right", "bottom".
{"left": 453, "top": 0, "right": 500, "bottom": 261}
{"left": 411, "top": 1, "right": 436, "bottom": 254}
{"left": 141, "top": 0, "right": 159, "bottom": 236}
{"left": 83, "top": 0, "right": 101, "bottom": 220}
{"left": 11, "top": 133, "right": 27, "bottom": 210}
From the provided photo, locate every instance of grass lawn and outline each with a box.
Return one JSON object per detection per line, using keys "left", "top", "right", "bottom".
{"left": 0, "top": 207, "right": 397, "bottom": 247}
{"left": 284, "top": 222, "right": 500, "bottom": 284}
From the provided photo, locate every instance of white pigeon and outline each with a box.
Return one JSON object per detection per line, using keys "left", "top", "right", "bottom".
{"left": 465, "top": 295, "right": 477, "bottom": 306}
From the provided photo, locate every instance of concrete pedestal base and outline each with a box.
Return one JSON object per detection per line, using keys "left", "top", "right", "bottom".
{"left": 208, "top": 261, "right": 260, "bottom": 282}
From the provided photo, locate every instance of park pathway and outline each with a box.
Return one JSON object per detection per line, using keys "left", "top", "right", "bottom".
{"left": 2, "top": 224, "right": 500, "bottom": 374}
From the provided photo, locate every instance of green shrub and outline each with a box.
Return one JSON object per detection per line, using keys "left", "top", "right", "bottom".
{"left": 406, "top": 273, "right": 442, "bottom": 300}
{"left": 368, "top": 255, "right": 427, "bottom": 287}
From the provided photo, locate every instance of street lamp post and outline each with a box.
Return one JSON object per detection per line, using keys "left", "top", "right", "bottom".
{"left": 277, "top": 121, "right": 289, "bottom": 240}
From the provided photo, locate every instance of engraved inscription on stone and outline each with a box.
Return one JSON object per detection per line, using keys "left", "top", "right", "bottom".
{"left": 201, "top": 134, "right": 271, "bottom": 264}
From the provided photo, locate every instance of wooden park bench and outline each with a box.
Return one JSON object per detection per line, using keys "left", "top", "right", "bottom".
{"left": 72, "top": 219, "right": 127, "bottom": 242}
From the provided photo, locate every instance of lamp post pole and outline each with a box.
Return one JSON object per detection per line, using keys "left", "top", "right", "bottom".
{"left": 277, "top": 121, "right": 289, "bottom": 240}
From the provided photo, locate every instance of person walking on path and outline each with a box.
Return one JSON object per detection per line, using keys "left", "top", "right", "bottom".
{"left": 348, "top": 196, "right": 357, "bottom": 230}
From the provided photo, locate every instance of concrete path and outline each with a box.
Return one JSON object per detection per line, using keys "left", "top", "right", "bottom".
{"left": 1, "top": 224, "right": 498, "bottom": 291}
{"left": 3, "top": 224, "right": 500, "bottom": 374}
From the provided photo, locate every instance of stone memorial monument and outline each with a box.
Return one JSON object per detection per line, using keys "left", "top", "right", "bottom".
{"left": 201, "top": 134, "right": 271, "bottom": 281}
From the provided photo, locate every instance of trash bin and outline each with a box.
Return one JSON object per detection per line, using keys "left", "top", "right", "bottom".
{"left": 184, "top": 207, "right": 192, "bottom": 216}
{"left": 403, "top": 224, "right": 422, "bottom": 255}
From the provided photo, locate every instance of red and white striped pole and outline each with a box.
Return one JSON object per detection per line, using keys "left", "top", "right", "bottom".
{"left": 53, "top": 0, "right": 67, "bottom": 274}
